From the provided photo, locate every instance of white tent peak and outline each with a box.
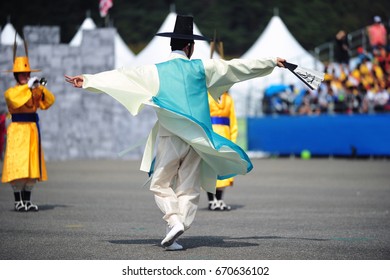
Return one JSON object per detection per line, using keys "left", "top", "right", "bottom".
{"left": 69, "top": 17, "right": 96, "bottom": 46}
{"left": 1, "top": 22, "right": 23, "bottom": 45}
{"left": 243, "top": 15, "right": 321, "bottom": 69}
{"left": 69, "top": 16, "right": 135, "bottom": 68}
{"left": 114, "top": 30, "right": 135, "bottom": 68}
{"left": 169, "top": 3, "right": 176, "bottom": 13}
{"left": 131, "top": 11, "right": 218, "bottom": 66}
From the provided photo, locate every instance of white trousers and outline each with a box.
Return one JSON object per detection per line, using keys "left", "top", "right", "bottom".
{"left": 149, "top": 135, "right": 201, "bottom": 230}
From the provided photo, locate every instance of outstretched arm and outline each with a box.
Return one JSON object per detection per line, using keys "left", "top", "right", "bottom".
{"left": 204, "top": 57, "right": 286, "bottom": 100}
{"left": 64, "top": 66, "right": 159, "bottom": 116}
{"left": 64, "top": 75, "right": 84, "bottom": 88}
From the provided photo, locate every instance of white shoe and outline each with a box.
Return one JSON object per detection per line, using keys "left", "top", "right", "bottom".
{"left": 14, "top": 201, "right": 26, "bottom": 212}
{"left": 218, "top": 200, "right": 231, "bottom": 211}
{"left": 165, "top": 241, "right": 184, "bottom": 251}
{"left": 161, "top": 223, "right": 184, "bottom": 247}
{"left": 25, "top": 201, "right": 39, "bottom": 212}
{"left": 208, "top": 199, "right": 220, "bottom": 211}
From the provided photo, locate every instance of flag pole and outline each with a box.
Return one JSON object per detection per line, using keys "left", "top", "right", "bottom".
{"left": 105, "top": 13, "right": 110, "bottom": 27}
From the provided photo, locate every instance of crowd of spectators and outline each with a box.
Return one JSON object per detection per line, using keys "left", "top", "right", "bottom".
{"left": 262, "top": 16, "right": 390, "bottom": 116}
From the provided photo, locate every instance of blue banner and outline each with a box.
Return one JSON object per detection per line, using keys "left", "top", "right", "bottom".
{"left": 247, "top": 114, "right": 390, "bottom": 156}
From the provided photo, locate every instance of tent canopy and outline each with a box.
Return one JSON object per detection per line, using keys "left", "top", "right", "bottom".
{"left": 243, "top": 15, "right": 322, "bottom": 67}
{"left": 69, "top": 17, "right": 96, "bottom": 46}
{"left": 131, "top": 12, "right": 218, "bottom": 66}
{"left": 240, "top": 15, "right": 323, "bottom": 89}
{"left": 1, "top": 22, "right": 23, "bottom": 45}
{"left": 114, "top": 30, "right": 135, "bottom": 68}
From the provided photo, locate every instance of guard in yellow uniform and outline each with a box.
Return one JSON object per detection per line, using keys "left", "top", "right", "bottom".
{"left": 207, "top": 92, "right": 238, "bottom": 211}
{"left": 2, "top": 40, "right": 55, "bottom": 211}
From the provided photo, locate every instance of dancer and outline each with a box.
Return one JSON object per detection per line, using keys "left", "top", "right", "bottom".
{"left": 65, "top": 15, "right": 286, "bottom": 250}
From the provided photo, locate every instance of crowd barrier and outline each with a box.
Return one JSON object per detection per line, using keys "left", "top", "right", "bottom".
{"left": 247, "top": 114, "right": 390, "bottom": 156}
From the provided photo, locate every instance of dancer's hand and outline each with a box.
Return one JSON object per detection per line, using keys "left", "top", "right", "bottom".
{"left": 276, "top": 57, "right": 286, "bottom": 68}
{"left": 64, "top": 75, "right": 84, "bottom": 88}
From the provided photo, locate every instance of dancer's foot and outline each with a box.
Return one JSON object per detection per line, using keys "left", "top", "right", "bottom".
{"left": 161, "top": 223, "right": 184, "bottom": 247}
{"left": 165, "top": 241, "right": 184, "bottom": 251}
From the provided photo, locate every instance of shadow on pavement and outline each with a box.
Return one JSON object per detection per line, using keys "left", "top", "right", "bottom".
{"left": 107, "top": 235, "right": 330, "bottom": 250}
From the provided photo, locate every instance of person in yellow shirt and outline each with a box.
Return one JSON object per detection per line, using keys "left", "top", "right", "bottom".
{"left": 207, "top": 91, "right": 238, "bottom": 211}
{"left": 2, "top": 43, "right": 55, "bottom": 212}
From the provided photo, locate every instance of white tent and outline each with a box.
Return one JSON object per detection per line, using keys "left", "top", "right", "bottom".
{"left": 230, "top": 15, "right": 324, "bottom": 116}
{"left": 69, "top": 17, "right": 135, "bottom": 68}
{"left": 131, "top": 12, "right": 218, "bottom": 66}
{"left": 69, "top": 17, "right": 96, "bottom": 46}
{"left": 1, "top": 22, "right": 23, "bottom": 45}
{"left": 114, "top": 32, "right": 136, "bottom": 68}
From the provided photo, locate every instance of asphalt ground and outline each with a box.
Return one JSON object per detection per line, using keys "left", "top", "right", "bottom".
{"left": 0, "top": 158, "right": 389, "bottom": 261}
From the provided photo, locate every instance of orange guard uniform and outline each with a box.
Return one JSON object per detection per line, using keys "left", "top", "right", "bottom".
{"left": 2, "top": 82, "right": 55, "bottom": 183}
{"left": 208, "top": 92, "right": 238, "bottom": 188}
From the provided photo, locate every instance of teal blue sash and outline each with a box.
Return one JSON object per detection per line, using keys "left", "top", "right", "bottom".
{"left": 154, "top": 59, "right": 252, "bottom": 178}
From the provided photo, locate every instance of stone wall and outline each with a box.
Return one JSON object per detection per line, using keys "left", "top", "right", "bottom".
{"left": 0, "top": 26, "right": 156, "bottom": 161}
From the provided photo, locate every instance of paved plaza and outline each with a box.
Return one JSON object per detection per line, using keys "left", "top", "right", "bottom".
{"left": 0, "top": 158, "right": 389, "bottom": 260}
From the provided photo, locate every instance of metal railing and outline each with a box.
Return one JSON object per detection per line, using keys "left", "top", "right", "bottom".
{"left": 313, "top": 21, "right": 389, "bottom": 63}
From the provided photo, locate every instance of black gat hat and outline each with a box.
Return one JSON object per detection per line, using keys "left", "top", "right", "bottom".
{"left": 156, "top": 15, "right": 208, "bottom": 41}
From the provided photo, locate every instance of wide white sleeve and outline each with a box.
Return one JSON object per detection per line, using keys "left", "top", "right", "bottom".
{"left": 82, "top": 65, "right": 159, "bottom": 115}
{"left": 203, "top": 58, "right": 277, "bottom": 100}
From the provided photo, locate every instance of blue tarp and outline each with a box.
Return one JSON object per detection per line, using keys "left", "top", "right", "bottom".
{"left": 264, "top": 84, "right": 289, "bottom": 96}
